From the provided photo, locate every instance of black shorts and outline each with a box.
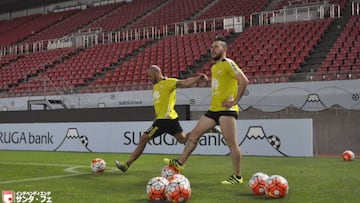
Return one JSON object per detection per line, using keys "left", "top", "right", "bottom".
{"left": 204, "top": 110, "right": 238, "bottom": 125}
{"left": 145, "top": 118, "right": 183, "bottom": 138}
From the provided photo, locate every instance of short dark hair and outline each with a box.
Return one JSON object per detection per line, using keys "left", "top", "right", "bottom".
{"left": 213, "top": 35, "right": 227, "bottom": 47}
{"left": 150, "top": 65, "right": 161, "bottom": 73}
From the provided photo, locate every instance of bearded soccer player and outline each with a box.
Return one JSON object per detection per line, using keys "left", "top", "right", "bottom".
{"left": 165, "top": 36, "right": 249, "bottom": 184}
{"left": 115, "top": 65, "right": 208, "bottom": 172}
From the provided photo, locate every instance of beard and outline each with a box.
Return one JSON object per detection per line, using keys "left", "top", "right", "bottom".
{"left": 211, "top": 52, "right": 222, "bottom": 61}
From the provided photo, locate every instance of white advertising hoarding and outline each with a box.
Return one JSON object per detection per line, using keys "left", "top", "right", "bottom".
{"left": 0, "top": 119, "right": 313, "bottom": 157}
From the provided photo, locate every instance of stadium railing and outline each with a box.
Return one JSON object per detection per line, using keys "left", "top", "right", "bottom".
{"left": 0, "top": 15, "right": 245, "bottom": 57}
{"left": 353, "top": 0, "right": 360, "bottom": 15}
{"left": 250, "top": 3, "right": 341, "bottom": 26}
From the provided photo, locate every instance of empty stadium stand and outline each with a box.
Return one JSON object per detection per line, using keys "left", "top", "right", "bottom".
{"left": 86, "top": 0, "right": 166, "bottom": 31}
{"left": 7, "top": 39, "right": 150, "bottom": 96}
{"left": 25, "top": 3, "right": 121, "bottom": 43}
{"left": 0, "top": 54, "right": 23, "bottom": 67}
{"left": 86, "top": 30, "right": 230, "bottom": 92}
{"left": 315, "top": 15, "right": 360, "bottom": 80}
{"left": 1, "top": 48, "right": 76, "bottom": 96}
{"left": 0, "top": 14, "right": 42, "bottom": 46}
{"left": 196, "top": 0, "right": 269, "bottom": 22}
{"left": 131, "top": 0, "right": 213, "bottom": 28}
{"left": 219, "top": 19, "right": 332, "bottom": 84}
{"left": 0, "top": 0, "right": 358, "bottom": 98}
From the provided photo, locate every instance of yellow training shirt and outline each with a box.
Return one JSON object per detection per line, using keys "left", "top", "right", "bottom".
{"left": 210, "top": 58, "right": 241, "bottom": 113}
{"left": 153, "top": 78, "right": 178, "bottom": 119}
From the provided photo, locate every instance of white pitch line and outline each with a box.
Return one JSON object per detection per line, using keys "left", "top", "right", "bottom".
{"left": 0, "top": 173, "right": 89, "bottom": 184}
{"left": 0, "top": 162, "right": 89, "bottom": 184}
{"left": 0, "top": 161, "right": 119, "bottom": 184}
{"left": 0, "top": 161, "right": 76, "bottom": 167}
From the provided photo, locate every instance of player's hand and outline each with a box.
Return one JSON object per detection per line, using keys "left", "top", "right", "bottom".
{"left": 198, "top": 73, "right": 208, "bottom": 81}
{"left": 222, "top": 99, "right": 236, "bottom": 108}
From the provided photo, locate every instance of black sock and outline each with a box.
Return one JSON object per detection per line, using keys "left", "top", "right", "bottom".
{"left": 236, "top": 175, "right": 242, "bottom": 179}
{"left": 176, "top": 160, "right": 183, "bottom": 166}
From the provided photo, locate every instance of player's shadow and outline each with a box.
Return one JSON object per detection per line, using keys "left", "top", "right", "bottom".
{"left": 127, "top": 199, "right": 170, "bottom": 203}
{"left": 241, "top": 193, "right": 283, "bottom": 201}
{"left": 237, "top": 192, "right": 269, "bottom": 200}
{"left": 145, "top": 200, "right": 170, "bottom": 203}
{"left": 73, "top": 172, "right": 130, "bottom": 179}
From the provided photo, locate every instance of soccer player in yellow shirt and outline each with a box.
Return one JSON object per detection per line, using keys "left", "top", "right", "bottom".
{"left": 165, "top": 36, "right": 249, "bottom": 184}
{"left": 116, "top": 65, "right": 208, "bottom": 172}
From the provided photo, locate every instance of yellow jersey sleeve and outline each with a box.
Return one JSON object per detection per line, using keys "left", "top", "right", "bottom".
{"left": 153, "top": 78, "right": 179, "bottom": 119}
{"left": 209, "top": 58, "right": 241, "bottom": 113}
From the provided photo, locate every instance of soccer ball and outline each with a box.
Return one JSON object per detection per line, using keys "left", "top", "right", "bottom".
{"left": 146, "top": 176, "right": 169, "bottom": 201}
{"left": 166, "top": 174, "right": 191, "bottom": 203}
{"left": 249, "top": 172, "right": 269, "bottom": 195}
{"left": 268, "top": 135, "right": 281, "bottom": 149}
{"left": 161, "top": 165, "right": 179, "bottom": 180}
{"left": 167, "top": 174, "right": 190, "bottom": 185}
{"left": 342, "top": 150, "right": 355, "bottom": 161}
{"left": 265, "top": 175, "right": 289, "bottom": 198}
{"left": 91, "top": 158, "right": 106, "bottom": 173}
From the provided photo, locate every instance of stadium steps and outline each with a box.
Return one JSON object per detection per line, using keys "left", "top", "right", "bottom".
{"left": 123, "top": 0, "right": 173, "bottom": 30}
{"left": 0, "top": 55, "right": 25, "bottom": 68}
{"left": 84, "top": 2, "right": 128, "bottom": 32}
{"left": 187, "top": 0, "right": 219, "bottom": 20}
{"left": 19, "top": 10, "right": 81, "bottom": 44}
{"left": 74, "top": 39, "right": 159, "bottom": 92}
{"left": 74, "top": 3, "right": 126, "bottom": 32}
{"left": 290, "top": 1, "right": 353, "bottom": 82}
{"left": 6, "top": 48, "right": 85, "bottom": 92}
{"left": 262, "top": 0, "right": 283, "bottom": 11}
{"left": 0, "top": 15, "right": 41, "bottom": 46}
{"left": 42, "top": 48, "right": 85, "bottom": 73}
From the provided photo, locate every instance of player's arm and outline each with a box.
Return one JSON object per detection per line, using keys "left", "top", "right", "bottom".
{"left": 234, "top": 69, "right": 249, "bottom": 103}
{"left": 176, "top": 73, "right": 208, "bottom": 88}
{"left": 222, "top": 69, "right": 249, "bottom": 108}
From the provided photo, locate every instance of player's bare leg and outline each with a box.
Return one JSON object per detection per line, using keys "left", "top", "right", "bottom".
{"left": 219, "top": 116, "right": 243, "bottom": 184}
{"left": 165, "top": 116, "right": 216, "bottom": 170}
{"left": 174, "top": 132, "right": 190, "bottom": 144}
{"left": 179, "top": 116, "right": 216, "bottom": 164}
{"left": 116, "top": 133, "right": 151, "bottom": 172}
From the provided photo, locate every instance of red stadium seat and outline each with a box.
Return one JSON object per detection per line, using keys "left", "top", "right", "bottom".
{"left": 319, "top": 16, "right": 360, "bottom": 80}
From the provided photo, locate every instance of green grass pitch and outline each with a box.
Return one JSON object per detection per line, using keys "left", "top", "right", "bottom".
{"left": 0, "top": 150, "right": 359, "bottom": 203}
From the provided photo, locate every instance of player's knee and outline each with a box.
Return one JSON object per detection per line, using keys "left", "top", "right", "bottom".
{"left": 174, "top": 133, "right": 188, "bottom": 144}
{"left": 187, "top": 130, "right": 204, "bottom": 141}
{"left": 177, "top": 136, "right": 187, "bottom": 144}
{"left": 185, "top": 132, "right": 191, "bottom": 139}
{"left": 223, "top": 137, "right": 237, "bottom": 147}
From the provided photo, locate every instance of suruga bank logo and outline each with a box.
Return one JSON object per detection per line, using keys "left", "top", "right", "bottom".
{"left": 53, "top": 128, "right": 92, "bottom": 152}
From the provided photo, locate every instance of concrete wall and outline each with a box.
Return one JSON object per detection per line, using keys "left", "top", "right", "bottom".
{"left": 0, "top": 105, "right": 190, "bottom": 123}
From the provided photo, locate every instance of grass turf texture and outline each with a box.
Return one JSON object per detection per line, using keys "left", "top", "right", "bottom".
{"left": 0, "top": 151, "right": 358, "bottom": 203}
